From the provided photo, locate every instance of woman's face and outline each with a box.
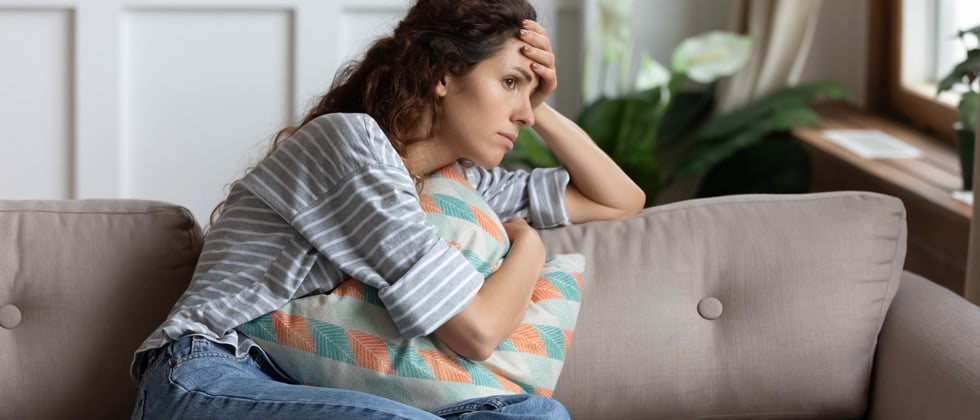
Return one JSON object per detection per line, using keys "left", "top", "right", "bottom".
{"left": 434, "top": 38, "right": 538, "bottom": 168}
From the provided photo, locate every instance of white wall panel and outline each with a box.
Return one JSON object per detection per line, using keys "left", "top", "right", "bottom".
{"left": 0, "top": 9, "right": 73, "bottom": 199}
{"left": 120, "top": 9, "right": 292, "bottom": 223}
{"left": 338, "top": 6, "right": 402, "bottom": 63}
{"left": 0, "top": 0, "right": 588, "bottom": 225}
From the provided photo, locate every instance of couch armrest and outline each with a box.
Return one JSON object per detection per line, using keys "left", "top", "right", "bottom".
{"left": 868, "top": 271, "right": 980, "bottom": 420}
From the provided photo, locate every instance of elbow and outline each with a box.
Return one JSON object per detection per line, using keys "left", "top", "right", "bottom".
{"left": 451, "top": 323, "right": 498, "bottom": 361}
{"left": 442, "top": 330, "right": 497, "bottom": 361}
{"left": 628, "top": 188, "right": 646, "bottom": 215}
{"left": 434, "top": 311, "right": 499, "bottom": 361}
{"left": 614, "top": 187, "right": 646, "bottom": 220}
{"left": 458, "top": 342, "right": 495, "bottom": 362}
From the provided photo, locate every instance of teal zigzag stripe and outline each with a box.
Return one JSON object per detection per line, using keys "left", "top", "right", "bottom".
{"left": 430, "top": 194, "right": 477, "bottom": 224}
{"left": 360, "top": 283, "right": 384, "bottom": 306}
{"left": 495, "top": 338, "right": 517, "bottom": 352}
{"left": 455, "top": 356, "right": 502, "bottom": 389}
{"left": 306, "top": 318, "right": 357, "bottom": 365}
{"left": 533, "top": 324, "right": 566, "bottom": 361}
{"left": 461, "top": 249, "right": 494, "bottom": 277}
{"left": 388, "top": 343, "right": 436, "bottom": 380}
{"left": 237, "top": 313, "right": 277, "bottom": 342}
{"left": 542, "top": 271, "right": 581, "bottom": 302}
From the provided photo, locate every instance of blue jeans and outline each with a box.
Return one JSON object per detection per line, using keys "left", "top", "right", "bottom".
{"left": 133, "top": 336, "right": 569, "bottom": 419}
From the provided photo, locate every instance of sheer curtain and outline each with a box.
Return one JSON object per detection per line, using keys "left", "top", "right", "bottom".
{"left": 714, "top": 0, "right": 824, "bottom": 114}
{"left": 967, "top": 115, "right": 980, "bottom": 305}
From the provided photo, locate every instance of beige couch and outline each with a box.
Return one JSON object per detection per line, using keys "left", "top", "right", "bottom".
{"left": 1, "top": 192, "right": 979, "bottom": 419}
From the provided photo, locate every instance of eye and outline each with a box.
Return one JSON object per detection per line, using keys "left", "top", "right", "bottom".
{"left": 503, "top": 77, "right": 518, "bottom": 89}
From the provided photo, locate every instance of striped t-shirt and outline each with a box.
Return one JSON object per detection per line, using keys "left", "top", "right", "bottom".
{"left": 131, "top": 112, "right": 570, "bottom": 381}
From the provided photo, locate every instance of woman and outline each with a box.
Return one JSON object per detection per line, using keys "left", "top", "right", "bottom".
{"left": 131, "top": 0, "right": 644, "bottom": 418}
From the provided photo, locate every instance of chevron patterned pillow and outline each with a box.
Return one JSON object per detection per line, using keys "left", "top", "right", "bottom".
{"left": 238, "top": 164, "right": 584, "bottom": 410}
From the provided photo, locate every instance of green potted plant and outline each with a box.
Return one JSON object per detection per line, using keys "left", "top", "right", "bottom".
{"left": 936, "top": 25, "right": 979, "bottom": 190}
{"left": 504, "top": 0, "right": 851, "bottom": 204}
{"left": 503, "top": 0, "right": 753, "bottom": 205}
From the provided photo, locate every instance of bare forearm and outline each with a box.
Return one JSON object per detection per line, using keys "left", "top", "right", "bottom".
{"left": 435, "top": 230, "right": 544, "bottom": 360}
{"left": 532, "top": 104, "right": 645, "bottom": 221}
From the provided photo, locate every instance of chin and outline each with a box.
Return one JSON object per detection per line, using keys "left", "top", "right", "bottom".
{"left": 484, "top": 156, "right": 506, "bottom": 169}
{"left": 466, "top": 155, "right": 503, "bottom": 169}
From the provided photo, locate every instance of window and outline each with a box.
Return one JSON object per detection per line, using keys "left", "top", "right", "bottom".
{"left": 870, "top": 0, "right": 980, "bottom": 144}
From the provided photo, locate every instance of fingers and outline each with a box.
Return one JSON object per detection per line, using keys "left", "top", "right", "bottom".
{"left": 502, "top": 217, "right": 531, "bottom": 237}
{"left": 520, "top": 20, "right": 552, "bottom": 55}
{"left": 502, "top": 217, "right": 530, "bottom": 228}
{"left": 502, "top": 218, "right": 541, "bottom": 247}
{"left": 520, "top": 20, "right": 557, "bottom": 106}
{"left": 530, "top": 63, "right": 557, "bottom": 96}
{"left": 521, "top": 43, "right": 555, "bottom": 68}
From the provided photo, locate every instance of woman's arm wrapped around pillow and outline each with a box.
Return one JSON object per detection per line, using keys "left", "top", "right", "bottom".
{"left": 238, "top": 164, "right": 585, "bottom": 410}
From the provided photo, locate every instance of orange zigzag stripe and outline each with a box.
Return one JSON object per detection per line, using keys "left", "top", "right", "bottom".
{"left": 489, "top": 369, "right": 525, "bottom": 394}
{"left": 419, "top": 194, "right": 439, "bottom": 213}
{"left": 331, "top": 278, "right": 366, "bottom": 300}
{"left": 468, "top": 204, "right": 504, "bottom": 244}
{"left": 436, "top": 166, "right": 471, "bottom": 188}
{"left": 417, "top": 349, "right": 472, "bottom": 383}
{"left": 271, "top": 311, "right": 316, "bottom": 353}
{"left": 347, "top": 330, "right": 395, "bottom": 375}
{"left": 534, "top": 387, "right": 554, "bottom": 397}
{"left": 508, "top": 324, "right": 547, "bottom": 356}
{"left": 531, "top": 278, "right": 563, "bottom": 302}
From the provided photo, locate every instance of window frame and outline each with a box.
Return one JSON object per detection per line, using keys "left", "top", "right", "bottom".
{"left": 867, "top": 0, "right": 958, "bottom": 146}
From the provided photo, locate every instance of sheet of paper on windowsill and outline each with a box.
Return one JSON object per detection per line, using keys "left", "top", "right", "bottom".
{"left": 952, "top": 190, "right": 973, "bottom": 206}
{"left": 821, "top": 129, "right": 924, "bottom": 159}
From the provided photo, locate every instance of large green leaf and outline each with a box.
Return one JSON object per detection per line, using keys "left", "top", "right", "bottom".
{"left": 937, "top": 49, "right": 979, "bottom": 94}
{"left": 611, "top": 89, "right": 664, "bottom": 157}
{"left": 697, "top": 134, "right": 810, "bottom": 197}
{"left": 504, "top": 127, "right": 558, "bottom": 168}
{"left": 577, "top": 88, "right": 663, "bottom": 156}
{"left": 670, "top": 106, "right": 818, "bottom": 181}
{"left": 697, "top": 80, "right": 851, "bottom": 141}
{"left": 655, "top": 88, "right": 715, "bottom": 148}
{"left": 576, "top": 95, "right": 628, "bottom": 153}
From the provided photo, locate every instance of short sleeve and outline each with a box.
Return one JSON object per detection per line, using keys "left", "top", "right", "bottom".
{"left": 240, "top": 113, "right": 484, "bottom": 338}
{"left": 463, "top": 164, "right": 571, "bottom": 229}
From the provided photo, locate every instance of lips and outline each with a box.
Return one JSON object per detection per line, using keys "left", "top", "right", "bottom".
{"left": 498, "top": 132, "right": 516, "bottom": 151}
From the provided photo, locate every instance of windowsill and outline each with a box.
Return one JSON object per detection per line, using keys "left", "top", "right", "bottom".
{"left": 792, "top": 101, "right": 972, "bottom": 222}
{"left": 903, "top": 82, "right": 965, "bottom": 109}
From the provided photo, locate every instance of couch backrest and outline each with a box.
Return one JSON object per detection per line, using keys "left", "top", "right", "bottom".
{"left": 0, "top": 200, "right": 201, "bottom": 420}
{"left": 542, "top": 191, "right": 907, "bottom": 419}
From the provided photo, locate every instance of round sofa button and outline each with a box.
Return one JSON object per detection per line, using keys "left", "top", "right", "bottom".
{"left": 0, "top": 304, "right": 23, "bottom": 329}
{"left": 698, "top": 297, "right": 723, "bottom": 320}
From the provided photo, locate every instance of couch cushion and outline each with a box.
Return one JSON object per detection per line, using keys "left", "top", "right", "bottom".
{"left": 0, "top": 200, "right": 201, "bottom": 420}
{"left": 540, "top": 192, "right": 906, "bottom": 419}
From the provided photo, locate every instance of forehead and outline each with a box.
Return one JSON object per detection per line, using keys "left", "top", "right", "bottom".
{"left": 476, "top": 38, "right": 536, "bottom": 81}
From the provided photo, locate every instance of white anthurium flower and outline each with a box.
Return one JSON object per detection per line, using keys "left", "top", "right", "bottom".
{"left": 597, "top": 0, "right": 635, "bottom": 63}
{"left": 672, "top": 31, "right": 753, "bottom": 83}
{"left": 634, "top": 51, "right": 671, "bottom": 91}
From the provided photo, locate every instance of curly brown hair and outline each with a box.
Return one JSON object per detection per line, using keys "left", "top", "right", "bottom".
{"left": 210, "top": 0, "right": 537, "bottom": 225}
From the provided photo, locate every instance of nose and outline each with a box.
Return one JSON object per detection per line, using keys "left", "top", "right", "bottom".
{"left": 513, "top": 96, "right": 535, "bottom": 127}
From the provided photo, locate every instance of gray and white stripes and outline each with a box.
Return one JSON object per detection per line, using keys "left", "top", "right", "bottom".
{"left": 131, "top": 112, "right": 570, "bottom": 381}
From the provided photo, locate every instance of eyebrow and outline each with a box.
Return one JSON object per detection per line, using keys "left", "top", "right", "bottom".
{"left": 511, "top": 66, "right": 534, "bottom": 83}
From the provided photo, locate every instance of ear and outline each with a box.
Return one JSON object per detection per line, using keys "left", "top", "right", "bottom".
{"left": 435, "top": 75, "right": 449, "bottom": 98}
